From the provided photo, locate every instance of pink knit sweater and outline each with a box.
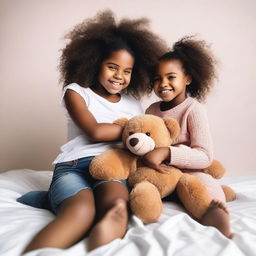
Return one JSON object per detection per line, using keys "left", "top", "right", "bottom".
{"left": 146, "top": 97, "right": 213, "bottom": 170}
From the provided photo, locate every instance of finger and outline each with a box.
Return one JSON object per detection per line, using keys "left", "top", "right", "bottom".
{"left": 160, "top": 163, "right": 170, "bottom": 168}
{"left": 159, "top": 164, "right": 172, "bottom": 172}
{"left": 156, "top": 167, "right": 170, "bottom": 174}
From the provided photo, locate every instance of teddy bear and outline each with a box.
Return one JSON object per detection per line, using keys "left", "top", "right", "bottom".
{"left": 89, "top": 114, "right": 235, "bottom": 223}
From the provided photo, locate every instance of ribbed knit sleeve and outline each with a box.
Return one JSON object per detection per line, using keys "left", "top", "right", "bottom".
{"left": 170, "top": 102, "right": 213, "bottom": 169}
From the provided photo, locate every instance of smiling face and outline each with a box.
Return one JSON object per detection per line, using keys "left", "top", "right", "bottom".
{"left": 153, "top": 59, "right": 191, "bottom": 107}
{"left": 95, "top": 49, "right": 134, "bottom": 101}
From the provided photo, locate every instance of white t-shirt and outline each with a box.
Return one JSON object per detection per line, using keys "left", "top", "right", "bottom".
{"left": 53, "top": 83, "right": 143, "bottom": 164}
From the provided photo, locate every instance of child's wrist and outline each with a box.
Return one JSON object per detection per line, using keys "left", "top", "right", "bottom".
{"left": 161, "top": 147, "right": 171, "bottom": 161}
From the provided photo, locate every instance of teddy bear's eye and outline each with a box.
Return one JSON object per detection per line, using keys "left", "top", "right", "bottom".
{"left": 145, "top": 132, "right": 151, "bottom": 136}
{"left": 129, "top": 132, "right": 134, "bottom": 136}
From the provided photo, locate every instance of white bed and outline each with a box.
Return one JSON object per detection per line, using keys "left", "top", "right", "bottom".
{"left": 0, "top": 169, "right": 255, "bottom": 256}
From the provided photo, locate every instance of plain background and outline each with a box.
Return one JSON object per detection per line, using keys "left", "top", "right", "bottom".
{"left": 1, "top": 0, "right": 256, "bottom": 175}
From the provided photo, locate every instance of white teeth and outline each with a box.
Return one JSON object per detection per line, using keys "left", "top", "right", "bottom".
{"left": 160, "top": 89, "right": 172, "bottom": 93}
{"left": 111, "top": 81, "right": 121, "bottom": 86}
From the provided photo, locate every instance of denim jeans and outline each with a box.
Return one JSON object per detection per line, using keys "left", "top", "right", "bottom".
{"left": 17, "top": 156, "right": 127, "bottom": 214}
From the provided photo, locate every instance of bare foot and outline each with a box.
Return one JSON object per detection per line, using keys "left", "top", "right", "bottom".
{"left": 210, "top": 199, "right": 229, "bottom": 214}
{"left": 200, "top": 199, "right": 232, "bottom": 238}
{"left": 87, "top": 199, "right": 128, "bottom": 251}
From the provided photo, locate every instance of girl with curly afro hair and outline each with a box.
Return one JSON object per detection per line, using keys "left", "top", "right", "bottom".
{"left": 60, "top": 10, "right": 167, "bottom": 98}
{"left": 18, "top": 10, "right": 168, "bottom": 253}
{"left": 144, "top": 36, "right": 232, "bottom": 238}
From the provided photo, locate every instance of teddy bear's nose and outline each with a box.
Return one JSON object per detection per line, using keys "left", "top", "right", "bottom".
{"left": 129, "top": 137, "right": 139, "bottom": 147}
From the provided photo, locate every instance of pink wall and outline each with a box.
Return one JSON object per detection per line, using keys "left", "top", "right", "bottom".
{"left": 1, "top": 0, "right": 256, "bottom": 175}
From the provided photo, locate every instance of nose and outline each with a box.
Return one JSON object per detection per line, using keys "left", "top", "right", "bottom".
{"left": 129, "top": 137, "right": 139, "bottom": 147}
{"left": 159, "top": 81, "right": 169, "bottom": 88}
{"left": 160, "top": 83, "right": 168, "bottom": 88}
{"left": 114, "top": 70, "right": 123, "bottom": 80}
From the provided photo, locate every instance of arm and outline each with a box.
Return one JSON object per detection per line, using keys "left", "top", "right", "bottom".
{"left": 141, "top": 147, "right": 172, "bottom": 173}
{"left": 143, "top": 102, "right": 213, "bottom": 171}
{"left": 64, "top": 89, "right": 123, "bottom": 142}
{"left": 170, "top": 104, "right": 213, "bottom": 169}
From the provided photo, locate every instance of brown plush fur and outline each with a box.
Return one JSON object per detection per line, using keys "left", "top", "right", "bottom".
{"left": 91, "top": 148, "right": 137, "bottom": 180}
{"left": 221, "top": 185, "right": 236, "bottom": 202}
{"left": 90, "top": 115, "right": 235, "bottom": 223}
{"left": 130, "top": 181, "right": 163, "bottom": 223}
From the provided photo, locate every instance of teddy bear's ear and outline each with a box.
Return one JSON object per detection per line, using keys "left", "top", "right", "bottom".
{"left": 163, "top": 118, "right": 180, "bottom": 140}
{"left": 113, "top": 118, "right": 129, "bottom": 128}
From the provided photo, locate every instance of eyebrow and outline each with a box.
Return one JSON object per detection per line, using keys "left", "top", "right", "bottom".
{"left": 154, "top": 72, "right": 177, "bottom": 77}
{"left": 166, "top": 72, "right": 177, "bottom": 75}
{"left": 106, "top": 62, "right": 133, "bottom": 70}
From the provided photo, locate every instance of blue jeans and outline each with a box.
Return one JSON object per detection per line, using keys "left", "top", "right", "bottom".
{"left": 17, "top": 156, "right": 127, "bottom": 214}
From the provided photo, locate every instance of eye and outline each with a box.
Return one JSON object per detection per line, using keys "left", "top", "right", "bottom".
{"left": 124, "top": 70, "right": 132, "bottom": 75}
{"left": 108, "top": 65, "right": 117, "bottom": 70}
{"left": 168, "top": 75, "right": 176, "bottom": 80}
{"left": 145, "top": 132, "right": 151, "bottom": 136}
{"left": 129, "top": 132, "right": 134, "bottom": 136}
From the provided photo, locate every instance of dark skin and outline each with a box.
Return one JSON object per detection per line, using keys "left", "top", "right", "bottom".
{"left": 142, "top": 59, "right": 191, "bottom": 173}
{"left": 64, "top": 90, "right": 123, "bottom": 142}
{"left": 64, "top": 50, "right": 134, "bottom": 142}
{"left": 141, "top": 147, "right": 171, "bottom": 173}
{"left": 23, "top": 49, "right": 135, "bottom": 253}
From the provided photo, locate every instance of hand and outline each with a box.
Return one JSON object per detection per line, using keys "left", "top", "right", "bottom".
{"left": 142, "top": 147, "right": 171, "bottom": 174}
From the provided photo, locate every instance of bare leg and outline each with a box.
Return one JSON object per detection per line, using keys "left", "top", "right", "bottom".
{"left": 23, "top": 189, "right": 95, "bottom": 253}
{"left": 87, "top": 181, "right": 129, "bottom": 251}
{"left": 200, "top": 199, "right": 232, "bottom": 238}
{"left": 87, "top": 198, "right": 128, "bottom": 251}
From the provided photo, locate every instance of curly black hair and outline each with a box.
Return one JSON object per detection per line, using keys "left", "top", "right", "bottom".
{"left": 59, "top": 10, "right": 168, "bottom": 98}
{"left": 157, "top": 36, "right": 218, "bottom": 102}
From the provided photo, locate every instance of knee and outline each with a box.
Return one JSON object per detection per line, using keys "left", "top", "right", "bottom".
{"left": 69, "top": 202, "right": 96, "bottom": 221}
{"left": 59, "top": 194, "right": 96, "bottom": 223}
{"left": 109, "top": 197, "right": 129, "bottom": 211}
{"left": 97, "top": 197, "right": 128, "bottom": 220}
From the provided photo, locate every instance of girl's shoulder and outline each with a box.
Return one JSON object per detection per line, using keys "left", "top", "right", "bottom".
{"left": 145, "top": 101, "right": 161, "bottom": 114}
{"left": 120, "top": 93, "right": 140, "bottom": 104}
{"left": 63, "top": 83, "right": 89, "bottom": 96}
{"left": 186, "top": 97, "right": 209, "bottom": 121}
{"left": 145, "top": 97, "right": 205, "bottom": 117}
{"left": 187, "top": 97, "right": 206, "bottom": 111}
{"left": 120, "top": 94, "right": 143, "bottom": 114}
{"left": 62, "top": 83, "right": 91, "bottom": 104}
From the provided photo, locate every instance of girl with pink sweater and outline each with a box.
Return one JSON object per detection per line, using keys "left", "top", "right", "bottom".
{"left": 143, "top": 36, "right": 232, "bottom": 238}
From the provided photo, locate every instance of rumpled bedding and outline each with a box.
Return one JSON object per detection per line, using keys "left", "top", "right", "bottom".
{"left": 0, "top": 169, "right": 255, "bottom": 256}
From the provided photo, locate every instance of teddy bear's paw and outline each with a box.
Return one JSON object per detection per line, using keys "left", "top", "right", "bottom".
{"left": 113, "top": 118, "right": 129, "bottom": 127}
{"left": 221, "top": 185, "right": 236, "bottom": 202}
{"left": 130, "top": 181, "right": 162, "bottom": 224}
{"left": 90, "top": 149, "right": 136, "bottom": 180}
{"left": 202, "top": 160, "right": 226, "bottom": 179}
{"left": 176, "top": 174, "right": 212, "bottom": 219}
{"left": 128, "top": 167, "right": 182, "bottom": 198}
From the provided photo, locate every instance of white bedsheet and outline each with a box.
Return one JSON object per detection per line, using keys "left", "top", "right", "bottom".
{"left": 0, "top": 169, "right": 255, "bottom": 256}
